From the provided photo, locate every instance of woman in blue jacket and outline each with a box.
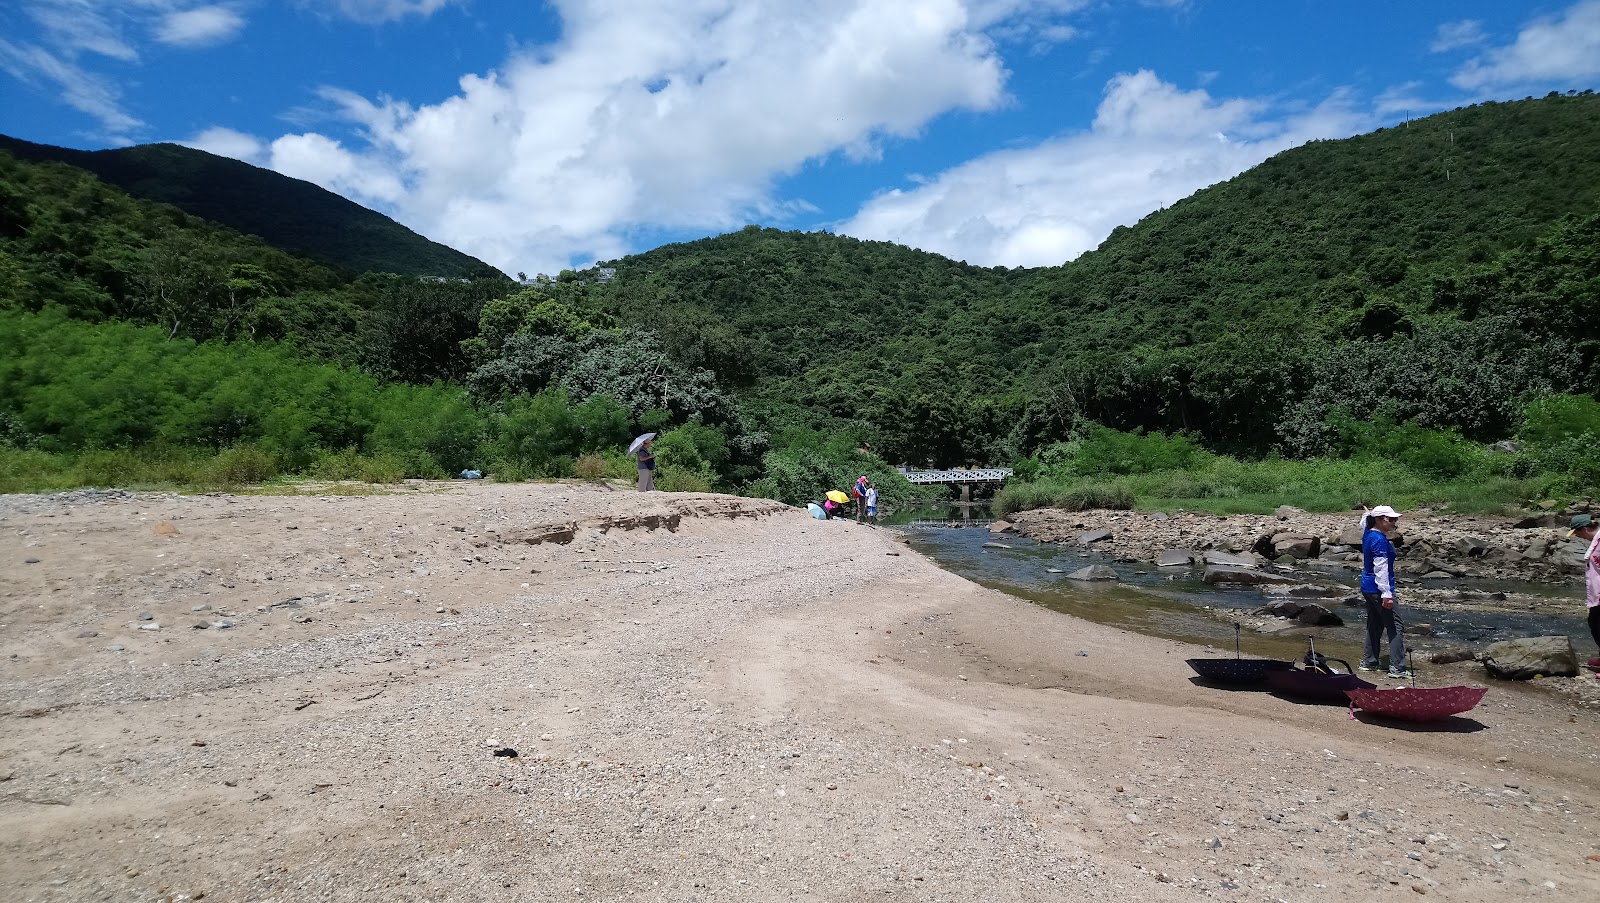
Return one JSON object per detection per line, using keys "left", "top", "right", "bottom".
{"left": 1359, "top": 505, "right": 1410, "bottom": 678}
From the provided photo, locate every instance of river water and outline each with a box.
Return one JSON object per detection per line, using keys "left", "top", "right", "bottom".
{"left": 886, "top": 505, "right": 1593, "bottom": 664}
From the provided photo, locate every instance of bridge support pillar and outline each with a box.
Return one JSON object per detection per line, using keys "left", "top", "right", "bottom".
{"left": 960, "top": 483, "right": 971, "bottom": 503}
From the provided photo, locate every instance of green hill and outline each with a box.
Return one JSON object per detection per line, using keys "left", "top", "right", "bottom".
{"left": 587, "top": 92, "right": 1600, "bottom": 460}
{"left": 0, "top": 135, "right": 502, "bottom": 279}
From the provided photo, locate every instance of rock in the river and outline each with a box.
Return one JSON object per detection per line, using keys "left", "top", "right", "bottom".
{"left": 1263, "top": 583, "right": 1348, "bottom": 599}
{"left": 1202, "top": 550, "right": 1258, "bottom": 568}
{"left": 1272, "top": 535, "right": 1321, "bottom": 559}
{"left": 1065, "top": 565, "right": 1118, "bottom": 582}
{"left": 982, "top": 542, "right": 1012, "bottom": 549}
{"left": 1203, "top": 565, "right": 1300, "bottom": 586}
{"left": 1258, "top": 599, "right": 1343, "bottom": 626}
{"left": 1155, "top": 549, "right": 1196, "bottom": 567}
{"left": 988, "top": 520, "right": 1016, "bottom": 534}
{"left": 1077, "top": 528, "right": 1112, "bottom": 545}
{"left": 1483, "top": 636, "right": 1579, "bottom": 679}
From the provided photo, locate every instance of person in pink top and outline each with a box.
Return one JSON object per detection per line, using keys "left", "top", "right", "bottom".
{"left": 1572, "top": 514, "right": 1600, "bottom": 673}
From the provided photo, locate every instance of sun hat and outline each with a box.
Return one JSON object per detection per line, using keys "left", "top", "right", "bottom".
{"left": 1569, "top": 513, "right": 1596, "bottom": 535}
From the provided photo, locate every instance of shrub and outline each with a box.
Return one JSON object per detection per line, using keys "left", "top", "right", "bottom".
{"left": 655, "top": 463, "right": 715, "bottom": 493}
{"left": 575, "top": 453, "right": 608, "bottom": 480}
{"left": 204, "top": 444, "right": 280, "bottom": 486}
{"left": 994, "top": 480, "right": 1132, "bottom": 516}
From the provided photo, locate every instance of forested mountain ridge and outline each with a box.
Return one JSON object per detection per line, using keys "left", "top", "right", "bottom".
{"left": 0, "top": 135, "right": 502, "bottom": 279}
{"left": 591, "top": 92, "right": 1600, "bottom": 461}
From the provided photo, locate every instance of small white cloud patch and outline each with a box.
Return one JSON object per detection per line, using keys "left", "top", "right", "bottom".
{"left": 155, "top": 5, "right": 247, "bottom": 48}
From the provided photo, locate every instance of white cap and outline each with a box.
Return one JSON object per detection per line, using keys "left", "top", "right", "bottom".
{"left": 1368, "top": 505, "right": 1402, "bottom": 519}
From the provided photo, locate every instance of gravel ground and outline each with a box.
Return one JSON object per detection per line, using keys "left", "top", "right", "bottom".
{"left": 2, "top": 482, "right": 1598, "bottom": 902}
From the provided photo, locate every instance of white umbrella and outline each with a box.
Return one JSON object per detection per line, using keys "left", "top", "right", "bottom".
{"left": 627, "top": 433, "right": 656, "bottom": 455}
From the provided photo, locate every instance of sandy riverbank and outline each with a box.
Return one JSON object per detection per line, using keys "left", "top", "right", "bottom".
{"left": 2, "top": 483, "right": 1598, "bottom": 902}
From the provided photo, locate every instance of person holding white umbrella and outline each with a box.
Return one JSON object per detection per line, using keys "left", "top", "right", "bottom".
{"left": 629, "top": 433, "right": 656, "bottom": 491}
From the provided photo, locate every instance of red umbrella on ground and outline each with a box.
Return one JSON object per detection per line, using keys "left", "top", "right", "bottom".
{"left": 1345, "top": 685, "right": 1488, "bottom": 721}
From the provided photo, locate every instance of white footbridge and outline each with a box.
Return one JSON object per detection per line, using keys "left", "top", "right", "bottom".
{"left": 899, "top": 467, "right": 1013, "bottom": 485}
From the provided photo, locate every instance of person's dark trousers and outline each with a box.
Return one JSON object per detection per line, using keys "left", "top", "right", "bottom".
{"left": 1362, "top": 591, "right": 1406, "bottom": 670}
{"left": 1589, "top": 605, "right": 1600, "bottom": 656}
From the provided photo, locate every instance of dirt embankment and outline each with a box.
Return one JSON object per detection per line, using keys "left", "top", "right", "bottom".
{"left": 2, "top": 483, "right": 1598, "bottom": 902}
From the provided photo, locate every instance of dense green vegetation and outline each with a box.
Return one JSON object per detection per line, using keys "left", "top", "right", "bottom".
{"left": 4, "top": 92, "right": 1600, "bottom": 515}
{"left": 592, "top": 92, "right": 1600, "bottom": 468}
{"left": 0, "top": 135, "right": 501, "bottom": 279}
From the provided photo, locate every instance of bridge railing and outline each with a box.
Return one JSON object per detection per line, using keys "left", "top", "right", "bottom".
{"left": 900, "top": 467, "right": 1013, "bottom": 484}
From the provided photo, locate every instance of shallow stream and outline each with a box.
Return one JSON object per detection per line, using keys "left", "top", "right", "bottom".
{"left": 886, "top": 505, "right": 1593, "bottom": 665}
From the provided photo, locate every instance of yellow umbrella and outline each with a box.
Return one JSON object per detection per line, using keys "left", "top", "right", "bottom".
{"left": 825, "top": 490, "right": 850, "bottom": 504}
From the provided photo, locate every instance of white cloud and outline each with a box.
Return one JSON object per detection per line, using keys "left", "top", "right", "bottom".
{"left": 156, "top": 5, "right": 247, "bottom": 47}
{"left": 184, "top": 125, "right": 264, "bottom": 161}
{"left": 26, "top": 0, "right": 140, "bottom": 63}
{"left": 0, "top": 37, "right": 144, "bottom": 137}
{"left": 262, "top": 0, "right": 1035, "bottom": 274}
{"left": 1430, "top": 20, "right": 1485, "bottom": 53}
{"left": 1451, "top": 0, "right": 1600, "bottom": 90}
{"left": 836, "top": 70, "right": 1371, "bottom": 267}
{"left": 270, "top": 132, "right": 407, "bottom": 204}
{"left": 0, "top": 1, "right": 252, "bottom": 140}
{"left": 320, "top": 1, "right": 456, "bottom": 25}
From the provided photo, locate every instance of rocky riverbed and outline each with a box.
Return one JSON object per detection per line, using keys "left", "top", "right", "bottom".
{"left": 3, "top": 484, "right": 1599, "bottom": 901}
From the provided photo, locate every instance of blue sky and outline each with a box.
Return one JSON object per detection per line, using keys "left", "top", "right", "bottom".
{"left": 3, "top": 1, "right": 1598, "bottom": 277}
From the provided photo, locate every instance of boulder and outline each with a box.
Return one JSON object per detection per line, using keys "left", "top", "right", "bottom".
{"left": 1202, "top": 550, "right": 1258, "bottom": 568}
{"left": 1483, "top": 636, "right": 1579, "bottom": 680}
{"left": 1273, "top": 536, "right": 1321, "bottom": 559}
{"left": 1077, "top": 528, "right": 1113, "bottom": 545}
{"left": 1336, "top": 525, "right": 1365, "bottom": 546}
{"left": 1455, "top": 536, "right": 1490, "bottom": 557}
{"left": 1489, "top": 440, "right": 1522, "bottom": 454}
{"left": 1512, "top": 513, "right": 1559, "bottom": 529}
{"left": 1258, "top": 599, "right": 1303, "bottom": 618}
{"left": 1065, "top": 565, "right": 1118, "bottom": 582}
{"left": 1420, "top": 570, "right": 1454, "bottom": 580}
{"left": 1256, "top": 599, "right": 1342, "bottom": 626}
{"left": 988, "top": 520, "right": 1016, "bottom": 534}
{"left": 1429, "top": 648, "right": 1477, "bottom": 665}
{"left": 1405, "top": 537, "right": 1436, "bottom": 558}
{"left": 1293, "top": 603, "right": 1343, "bottom": 626}
{"left": 1155, "top": 549, "right": 1196, "bottom": 568}
{"left": 1481, "top": 547, "right": 1522, "bottom": 564}
{"left": 1553, "top": 539, "right": 1591, "bottom": 574}
{"left": 1423, "top": 558, "right": 1464, "bottom": 577}
{"left": 1203, "top": 565, "right": 1301, "bottom": 586}
{"left": 1275, "top": 505, "right": 1306, "bottom": 518}
{"left": 1263, "top": 583, "right": 1349, "bottom": 599}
